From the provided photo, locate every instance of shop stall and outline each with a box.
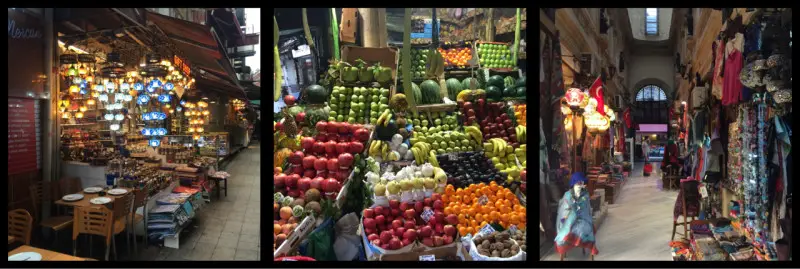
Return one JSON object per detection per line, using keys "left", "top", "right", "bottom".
{"left": 273, "top": 8, "right": 527, "bottom": 261}
{"left": 667, "top": 8, "right": 792, "bottom": 261}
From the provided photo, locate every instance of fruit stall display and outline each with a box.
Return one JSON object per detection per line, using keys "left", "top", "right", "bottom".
{"left": 397, "top": 47, "right": 432, "bottom": 81}
{"left": 437, "top": 40, "right": 476, "bottom": 68}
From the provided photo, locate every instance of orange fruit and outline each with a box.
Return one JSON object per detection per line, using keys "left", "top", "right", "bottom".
{"left": 470, "top": 219, "right": 478, "bottom": 227}
{"left": 459, "top": 226, "right": 467, "bottom": 236}
{"left": 510, "top": 214, "right": 521, "bottom": 225}
{"left": 475, "top": 213, "right": 484, "bottom": 223}
{"left": 490, "top": 211, "right": 501, "bottom": 221}
{"left": 480, "top": 221, "right": 489, "bottom": 228}
{"left": 514, "top": 204, "right": 525, "bottom": 212}
{"left": 465, "top": 227, "right": 474, "bottom": 235}
{"left": 506, "top": 192, "right": 516, "bottom": 201}
{"left": 273, "top": 224, "right": 282, "bottom": 234}
{"left": 500, "top": 213, "right": 510, "bottom": 223}
{"left": 458, "top": 213, "right": 467, "bottom": 222}
{"left": 444, "top": 207, "right": 452, "bottom": 215}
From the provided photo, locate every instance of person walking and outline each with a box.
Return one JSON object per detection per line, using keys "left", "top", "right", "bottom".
{"left": 642, "top": 137, "right": 650, "bottom": 163}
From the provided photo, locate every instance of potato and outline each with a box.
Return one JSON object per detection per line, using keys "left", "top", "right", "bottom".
{"left": 481, "top": 240, "right": 491, "bottom": 249}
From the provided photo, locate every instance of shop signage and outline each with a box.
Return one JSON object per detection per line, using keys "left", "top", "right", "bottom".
{"left": 8, "top": 98, "right": 41, "bottom": 175}
{"left": 410, "top": 18, "right": 440, "bottom": 39}
{"left": 173, "top": 55, "right": 191, "bottom": 77}
{"left": 8, "top": 9, "right": 45, "bottom": 98}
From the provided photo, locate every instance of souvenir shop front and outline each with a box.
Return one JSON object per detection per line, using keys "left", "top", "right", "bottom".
{"left": 8, "top": 8, "right": 250, "bottom": 261}
{"left": 667, "top": 8, "right": 791, "bottom": 261}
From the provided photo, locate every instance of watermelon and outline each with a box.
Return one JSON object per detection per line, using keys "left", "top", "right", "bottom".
{"left": 515, "top": 76, "right": 526, "bottom": 88}
{"left": 305, "top": 84, "right": 328, "bottom": 104}
{"left": 504, "top": 76, "right": 516, "bottom": 88}
{"left": 502, "top": 86, "right": 516, "bottom": 98}
{"left": 516, "top": 87, "right": 527, "bottom": 98}
{"left": 420, "top": 80, "right": 441, "bottom": 104}
{"left": 487, "top": 75, "right": 505, "bottom": 88}
{"left": 411, "top": 82, "right": 422, "bottom": 104}
{"left": 486, "top": 86, "right": 502, "bottom": 101}
{"left": 462, "top": 77, "right": 479, "bottom": 90}
{"left": 445, "top": 78, "right": 463, "bottom": 100}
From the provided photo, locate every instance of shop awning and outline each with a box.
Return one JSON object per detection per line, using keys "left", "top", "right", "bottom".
{"left": 146, "top": 11, "right": 245, "bottom": 98}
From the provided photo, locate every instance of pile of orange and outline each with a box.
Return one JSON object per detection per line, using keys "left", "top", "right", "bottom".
{"left": 514, "top": 104, "right": 526, "bottom": 126}
{"left": 438, "top": 47, "right": 473, "bottom": 67}
{"left": 442, "top": 181, "right": 526, "bottom": 236}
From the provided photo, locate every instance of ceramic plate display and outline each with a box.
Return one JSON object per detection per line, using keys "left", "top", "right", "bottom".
{"left": 108, "top": 188, "right": 128, "bottom": 195}
{"left": 62, "top": 194, "right": 84, "bottom": 202}
{"left": 8, "top": 252, "right": 42, "bottom": 261}
{"left": 83, "top": 187, "right": 103, "bottom": 194}
{"left": 89, "top": 197, "right": 112, "bottom": 205}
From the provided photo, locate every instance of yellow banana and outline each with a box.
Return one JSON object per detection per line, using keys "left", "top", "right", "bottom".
{"left": 429, "top": 151, "right": 439, "bottom": 167}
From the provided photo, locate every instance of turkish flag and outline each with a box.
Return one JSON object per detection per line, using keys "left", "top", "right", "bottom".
{"left": 589, "top": 76, "right": 606, "bottom": 116}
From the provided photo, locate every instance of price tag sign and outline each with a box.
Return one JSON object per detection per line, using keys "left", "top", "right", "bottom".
{"left": 508, "top": 224, "right": 518, "bottom": 234}
{"left": 447, "top": 153, "right": 458, "bottom": 161}
{"left": 421, "top": 208, "right": 435, "bottom": 223}
{"left": 479, "top": 223, "right": 495, "bottom": 235}
{"left": 699, "top": 184, "right": 708, "bottom": 198}
{"left": 478, "top": 195, "right": 489, "bottom": 206}
{"left": 419, "top": 254, "right": 436, "bottom": 261}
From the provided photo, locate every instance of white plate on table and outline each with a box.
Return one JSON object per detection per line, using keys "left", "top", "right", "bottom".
{"left": 62, "top": 194, "right": 84, "bottom": 202}
{"left": 107, "top": 188, "right": 128, "bottom": 195}
{"left": 89, "top": 197, "right": 112, "bottom": 205}
{"left": 83, "top": 187, "right": 103, "bottom": 194}
{"left": 8, "top": 252, "right": 42, "bottom": 261}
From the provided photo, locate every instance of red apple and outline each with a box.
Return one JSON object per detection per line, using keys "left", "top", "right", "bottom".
{"left": 349, "top": 142, "right": 364, "bottom": 155}
{"left": 274, "top": 174, "right": 286, "bottom": 188}
{"left": 419, "top": 225, "right": 433, "bottom": 238}
{"left": 399, "top": 202, "right": 410, "bottom": 211}
{"left": 388, "top": 238, "right": 402, "bottom": 250}
{"left": 286, "top": 174, "right": 300, "bottom": 188}
{"left": 301, "top": 137, "right": 315, "bottom": 151}
{"left": 404, "top": 209, "right": 417, "bottom": 220}
{"left": 424, "top": 198, "right": 432, "bottom": 207}
{"left": 326, "top": 158, "right": 339, "bottom": 171}
{"left": 445, "top": 214, "right": 458, "bottom": 225}
{"left": 302, "top": 156, "right": 317, "bottom": 170}
{"left": 443, "top": 235, "right": 454, "bottom": 245}
{"left": 414, "top": 201, "right": 424, "bottom": 214}
{"left": 363, "top": 208, "right": 375, "bottom": 219}
{"left": 324, "top": 141, "right": 337, "bottom": 155}
{"left": 422, "top": 237, "right": 434, "bottom": 247}
{"left": 391, "top": 219, "right": 404, "bottom": 230}
{"left": 403, "top": 229, "right": 417, "bottom": 241}
{"left": 375, "top": 215, "right": 386, "bottom": 225}
{"left": 389, "top": 200, "right": 400, "bottom": 210}
{"left": 283, "top": 95, "right": 296, "bottom": 106}
{"left": 311, "top": 177, "right": 324, "bottom": 190}
{"left": 322, "top": 178, "right": 340, "bottom": 193}
{"left": 374, "top": 206, "right": 385, "bottom": 217}
{"left": 326, "top": 133, "right": 339, "bottom": 143}
{"left": 367, "top": 233, "right": 379, "bottom": 242}
{"left": 433, "top": 236, "right": 444, "bottom": 247}
{"left": 443, "top": 225, "right": 456, "bottom": 237}
{"left": 380, "top": 231, "right": 393, "bottom": 245}
{"left": 390, "top": 208, "right": 401, "bottom": 218}
{"left": 297, "top": 177, "right": 312, "bottom": 192}
{"left": 302, "top": 169, "right": 316, "bottom": 178}
{"left": 354, "top": 128, "right": 370, "bottom": 142}
{"left": 312, "top": 142, "right": 326, "bottom": 154}
{"left": 364, "top": 218, "right": 377, "bottom": 230}
{"left": 295, "top": 112, "right": 306, "bottom": 124}
{"left": 337, "top": 122, "right": 350, "bottom": 134}
{"left": 433, "top": 200, "right": 444, "bottom": 211}
{"left": 336, "top": 142, "right": 349, "bottom": 155}
{"left": 315, "top": 132, "right": 328, "bottom": 142}
{"left": 314, "top": 157, "right": 328, "bottom": 171}
{"left": 402, "top": 238, "right": 413, "bottom": 247}
{"left": 434, "top": 212, "right": 445, "bottom": 224}
{"left": 394, "top": 227, "right": 406, "bottom": 238}
{"left": 434, "top": 223, "right": 444, "bottom": 235}
{"left": 404, "top": 221, "right": 415, "bottom": 230}
{"left": 288, "top": 151, "right": 304, "bottom": 165}
{"left": 338, "top": 153, "right": 354, "bottom": 169}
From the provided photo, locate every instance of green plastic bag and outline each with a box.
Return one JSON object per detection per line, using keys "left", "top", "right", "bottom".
{"left": 300, "top": 218, "right": 337, "bottom": 261}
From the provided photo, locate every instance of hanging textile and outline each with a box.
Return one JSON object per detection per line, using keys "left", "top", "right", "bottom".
{"left": 724, "top": 109, "right": 743, "bottom": 192}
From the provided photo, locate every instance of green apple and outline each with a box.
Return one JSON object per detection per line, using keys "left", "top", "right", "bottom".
{"left": 387, "top": 181, "right": 401, "bottom": 195}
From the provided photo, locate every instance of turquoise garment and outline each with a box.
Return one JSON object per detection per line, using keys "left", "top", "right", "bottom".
{"left": 555, "top": 189, "right": 596, "bottom": 247}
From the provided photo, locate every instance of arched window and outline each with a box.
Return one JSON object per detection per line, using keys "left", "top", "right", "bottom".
{"left": 636, "top": 85, "right": 667, "bottom": 101}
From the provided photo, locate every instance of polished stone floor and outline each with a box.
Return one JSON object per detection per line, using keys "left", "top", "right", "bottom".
{"left": 542, "top": 162, "right": 680, "bottom": 261}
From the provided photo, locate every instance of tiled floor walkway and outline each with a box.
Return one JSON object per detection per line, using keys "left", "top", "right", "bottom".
{"left": 542, "top": 162, "right": 680, "bottom": 261}
{"left": 132, "top": 142, "right": 262, "bottom": 261}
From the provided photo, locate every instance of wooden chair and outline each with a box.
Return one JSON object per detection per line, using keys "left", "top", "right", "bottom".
{"left": 129, "top": 188, "right": 148, "bottom": 252}
{"left": 111, "top": 193, "right": 134, "bottom": 257}
{"left": 8, "top": 209, "right": 33, "bottom": 245}
{"left": 29, "top": 182, "right": 74, "bottom": 246}
{"left": 58, "top": 177, "right": 83, "bottom": 197}
{"left": 72, "top": 206, "right": 115, "bottom": 261}
{"left": 672, "top": 180, "right": 700, "bottom": 241}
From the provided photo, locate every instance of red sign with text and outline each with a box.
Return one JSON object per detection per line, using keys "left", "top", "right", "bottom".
{"left": 8, "top": 98, "right": 40, "bottom": 175}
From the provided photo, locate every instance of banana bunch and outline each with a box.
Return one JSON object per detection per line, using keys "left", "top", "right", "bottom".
{"left": 375, "top": 109, "right": 393, "bottom": 127}
{"left": 485, "top": 138, "right": 514, "bottom": 158}
{"left": 515, "top": 125, "right": 527, "bottom": 144}
{"left": 464, "top": 125, "right": 483, "bottom": 144}
{"left": 368, "top": 140, "right": 400, "bottom": 161}
{"left": 409, "top": 141, "right": 438, "bottom": 166}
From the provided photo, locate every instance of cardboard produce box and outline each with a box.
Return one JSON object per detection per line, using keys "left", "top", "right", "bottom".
{"left": 380, "top": 243, "right": 463, "bottom": 261}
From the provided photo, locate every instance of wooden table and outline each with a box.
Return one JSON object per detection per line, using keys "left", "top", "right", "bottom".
{"left": 8, "top": 245, "right": 92, "bottom": 261}
{"left": 55, "top": 188, "right": 134, "bottom": 208}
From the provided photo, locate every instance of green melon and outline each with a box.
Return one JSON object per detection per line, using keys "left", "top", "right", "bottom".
{"left": 305, "top": 84, "right": 328, "bottom": 104}
{"left": 516, "top": 86, "right": 527, "bottom": 98}
{"left": 462, "top": 77, "right": 479, "bottom": 90}
{"left": 487, "top": 75, "right": 505, "bottom": 88}
{"left": 486, "top": 86, "right": 502, "bottom": 101}
{"left": 420, "top": 80, "right": 441, "bottom": 104}
{"left": 445, "top": 78, "right": 463, "bottom": 100}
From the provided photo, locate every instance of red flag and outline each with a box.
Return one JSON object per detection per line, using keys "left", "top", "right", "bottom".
{"left": 589, "top": 76, "right": 606, "bottom": 116}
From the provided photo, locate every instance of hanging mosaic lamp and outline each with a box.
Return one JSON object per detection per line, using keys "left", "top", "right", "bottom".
{"left": 137, "top": 94, "right": 150, "bottom": 105}
{"left": 134, "top": 82, "right": 144, "bottom": 91}
{"left": 120, "top": 82, "right": 130, "bottom": 91}
{"left": 110, "top": 124, "right": 120, "bottom": 131}
{"left": 86, "top": 99, "right": 95, "bottom": 105}
{"left": 99, "top": 94, "right": 109, "bottom": 102}
{"left": 164, "top": 82, "right": 174, "bottom": 91}
{"left": 104, "top": 114, "right": 114, "bottom": 121}
{"left": 67, "top": 65, "right": 77, "bottom": 76}
{"left": 114, "top": 114, "right": 124, "bottom": 121}
{"left": 149, "top": 139, "right": 161, "bottom": 147}
{"left": 158, "top": 94, "right": 171, "bottom": 103}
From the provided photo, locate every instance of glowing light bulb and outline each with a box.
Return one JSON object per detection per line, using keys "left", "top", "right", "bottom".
{"left": 99, "top": 94, "right": 108, "bottom": 102}
{"left": 72, "top": 77, "right": 82, "bottom": 84}
{"left": 62, "top": 112, "right": 70, "bottom": 119}
{"left": 104, "top": 114, "right": 114, "bottom": 121}
{"left": 87, "top": 99, "right": 95, "bottom": 105}
{"left": 197, "top": 127, "right": 204, "bottom": 133}
{"left": 120, "top": 83, "right": 130, "bottom": 91}
{"left": 184, "top": 111, "right": 191, "bottom": 117}
{"left": 75, "top": 111, "right": 84, "bottom": 118}
{"left": 114, "top": 114, "right": 124, "bottom": 121}
{"left": 79, "top": 106, "right": 87, "bottom": 112}
{"left": 110, "top": 124, "right": 120, "bottom": 131}
{"left": 69, "top": 85, "right": 79, "bottom": 93}
{"left": 202, "top": 110, "right": 209, "bottom": 116}
{"left": 189, "top": 127, "right": 196, "bottom": 133}
{"left": 67, "top": 66, "right": 77, "bottom": 76}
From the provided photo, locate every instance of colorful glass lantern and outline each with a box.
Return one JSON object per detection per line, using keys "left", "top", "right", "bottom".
{"left": 565, "top": 88, "right": 585, "bottom": 107}
{"left": 149, "top": 139, "right": 161, "bottom": 147}
{"left": 133, "top": 82, "right": 144, "bottom": 91}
